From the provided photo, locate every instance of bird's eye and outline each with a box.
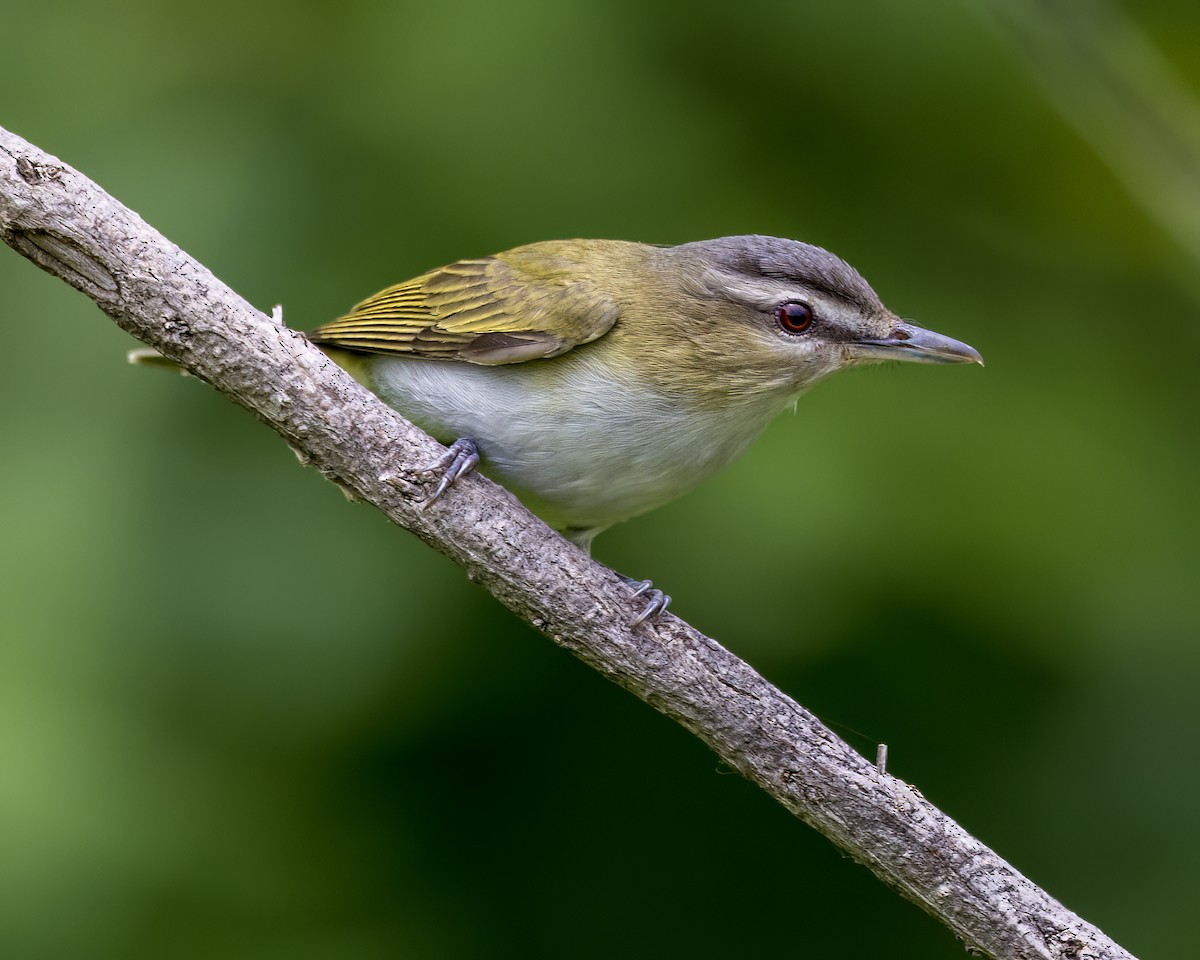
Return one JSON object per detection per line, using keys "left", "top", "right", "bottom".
{"left": 775, "top": 301, "right": 814, "bottom": 334}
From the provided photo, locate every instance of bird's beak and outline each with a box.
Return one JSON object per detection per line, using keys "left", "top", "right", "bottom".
{"left": 854, "top": 321, "right": 984, "bottom": 366}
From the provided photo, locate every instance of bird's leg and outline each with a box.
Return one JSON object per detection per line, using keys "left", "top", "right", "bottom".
{"left": 411, "top": 457, "right": 671, "bottom": 624}
{"left": 416, "top": 437, "right": 480, "bottom": 508}
{"left": 619, "top": 575, "right": 672, "bottom": 626}
{"left": 564, "top": 528, "right": 672, "bottom": 626}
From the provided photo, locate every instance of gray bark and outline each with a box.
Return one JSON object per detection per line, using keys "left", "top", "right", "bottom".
{"left": 0, "top": 125, "right": 1135, "bottom": 960}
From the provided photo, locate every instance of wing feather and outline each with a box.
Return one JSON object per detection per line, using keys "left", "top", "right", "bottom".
{"left": 310, "top": 246, "right": 621, "bottom": 365}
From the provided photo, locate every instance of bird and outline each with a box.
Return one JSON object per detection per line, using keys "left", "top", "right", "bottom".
{"left": 305, "top": 236, "right": 982, "bottom": 621}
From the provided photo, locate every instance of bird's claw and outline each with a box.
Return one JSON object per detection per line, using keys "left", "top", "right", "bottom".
{"left": 624, "top": 577, "right": 671, "bottom": 626}
{"left": 417, "top": 438, "right": 480, "bottom": 508}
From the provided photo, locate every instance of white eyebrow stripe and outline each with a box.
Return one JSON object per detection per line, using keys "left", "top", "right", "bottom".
{"left": 698, "top": 269, "right": 845, "bottom": 313}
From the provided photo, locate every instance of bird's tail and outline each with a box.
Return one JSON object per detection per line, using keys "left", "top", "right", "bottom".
{"left": 127, "top": 347, "right": 186, "bottom": 373}
{"left": 128, "top": 343, "right": 375, "bottom": 389}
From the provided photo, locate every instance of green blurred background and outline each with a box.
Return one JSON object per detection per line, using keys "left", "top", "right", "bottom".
{"left": 2, "top": 1, "right": 1197, "bottom": 956}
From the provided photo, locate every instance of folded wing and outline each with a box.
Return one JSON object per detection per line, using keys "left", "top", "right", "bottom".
{"left": 309, "top": 249, "right": 621, "bottom": 366}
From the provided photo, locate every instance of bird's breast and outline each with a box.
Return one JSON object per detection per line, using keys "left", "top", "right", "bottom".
{"left": 369, "top": 353, "right": 795, "bottom": 533}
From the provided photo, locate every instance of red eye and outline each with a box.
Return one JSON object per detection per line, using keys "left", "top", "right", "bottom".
{"left": 775, "top": 301, "right": 814, "bottom": 334}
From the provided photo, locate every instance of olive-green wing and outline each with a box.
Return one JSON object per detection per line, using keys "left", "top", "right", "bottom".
{"left": 309, "top": 251, "right": 621, "bottom": 366}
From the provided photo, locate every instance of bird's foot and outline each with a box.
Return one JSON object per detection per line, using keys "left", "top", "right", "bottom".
{"left": 619, "top": 575, "right": 672, "bottom": 626}
{"left": 416, "top": 437, "right": 481, "bottom": 508}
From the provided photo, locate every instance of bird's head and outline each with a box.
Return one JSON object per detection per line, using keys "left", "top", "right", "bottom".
{"left": 634, "top": 235, "right": 981, "bottom": 405}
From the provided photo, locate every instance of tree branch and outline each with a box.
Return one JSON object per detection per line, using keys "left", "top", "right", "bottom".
{"left": 0, "top": 125, "right": 1135, "bottom": 960}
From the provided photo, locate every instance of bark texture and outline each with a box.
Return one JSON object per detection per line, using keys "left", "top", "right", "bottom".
{"left": 0, "top": 126, "right": 1135, "bottom": 960}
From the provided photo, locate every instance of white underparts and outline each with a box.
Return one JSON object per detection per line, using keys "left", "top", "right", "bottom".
{"left": 371, "top": 352, "right": 806, "bottom": 533}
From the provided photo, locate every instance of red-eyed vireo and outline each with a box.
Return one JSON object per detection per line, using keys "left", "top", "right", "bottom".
{"left": 136, "top": 235, "right": 981, "bottom": 621}
{"left": 305, "top": 236, "right": 981, "bottom": 618}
